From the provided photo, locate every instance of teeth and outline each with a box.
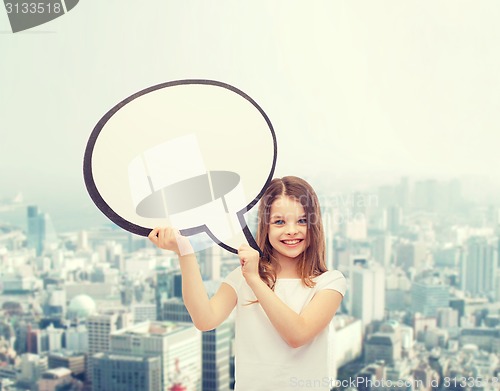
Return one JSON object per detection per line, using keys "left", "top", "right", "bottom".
{"left": 283, "top": 240, "right": 301, "bottom": 245}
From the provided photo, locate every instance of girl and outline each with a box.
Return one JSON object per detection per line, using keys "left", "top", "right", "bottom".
{"left": 149, "top": 176, "right": 346, "bottom": 391}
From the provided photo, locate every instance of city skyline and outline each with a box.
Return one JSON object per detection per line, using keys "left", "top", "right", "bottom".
{"left": 1, "top": 172, "right": 499, "bottom": 235}
{"left": 2, "top": 168, "right": 500, "bottom": 390}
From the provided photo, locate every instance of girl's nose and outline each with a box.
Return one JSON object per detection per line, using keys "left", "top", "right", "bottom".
{"left": 286, "top": 223, "right": 299, "bottom": 235}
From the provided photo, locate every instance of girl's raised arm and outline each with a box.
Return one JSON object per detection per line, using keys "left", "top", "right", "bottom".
{"left": 149, "top": 227, "right": 237, "bottom": 331}
{"left": 239, "top": 244, "right": 343, "bottom": 348}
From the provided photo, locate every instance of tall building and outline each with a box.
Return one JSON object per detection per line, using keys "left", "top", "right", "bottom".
{"left": 27, "top": 205, "right": 57, "bottom": 255}
{"left": 77, "top": 230, "right": 89, "bottom": 251}
{"left": 15, "top": 322, "right": 30, "bottom": 355}
{"left": 198, "top": 246, "right": 221, "bottom": 281}
{"left": 202, "top": 322, "right": 232, "bottom": 391}
{"left": 386, "top": 205, "right": 403, "bottom": 234}
{"left": 371, "top": 235, "right": 392, "bottom": 268}
{"left": 19, "top": 353, "right": 48, "bottom": 385}
{"left": 65, "top": 324, "right": 88, "bottom": 352}
{"left": 461, "top": 237, "right": 498, "bottom": 296}
{"left": 331, "top": 316, "right": 363, "bottom": 374}
{"left": 44, "top": 287, "right": 66, "bottom": 318}
{"left": 434, "top": 245, "right": 460, "bottom": 268}
{"left": 87, "top": 312, "right": 131, "bottom": 384}
{"left": 414, "top": 179, "right": 439, "bottom": 212}
{"left": 395, "top": 241, "right": 427, "bottom": 274}
{"left": 399, "top": 325, "right": 414, "bottom": 355}
{"left": 110, "top": 321, "right": 201, "bottom": 391}
{"left": 385, "top": 268, "right": 411, "bottom": 312}
{"left": 350, "top": 260, "right": 385, "bottom": 329}
{"left": 162, "top": 298, "right": 232, "bottom": 391}
{"left": 412, "top": 313, "right": 437, "bottom": 342}
{"left": 162, "top": 298, "right": 192, "bottom": 323}
{"left": 45, "top": 323, "right": 64, "bottom": 351}
{"left": 332, "top": 236, "right": 350, "bottom": 270}
{"left": 398, "top": 176, "right": 410, "bottom": 210}
{"left": 436, "top": 307, "right": 459, "bottom": 329}
{"left": 27, "top": 328, "right": 49, "bottom": 354}
{"left": 411, "top": 278, "right": 450, "bottom": 317}
{"left": 155, "top": 267, "right": 182, "bottom": 317}
{"left": 93, "top": 353, "right": 162, "bottom": 391}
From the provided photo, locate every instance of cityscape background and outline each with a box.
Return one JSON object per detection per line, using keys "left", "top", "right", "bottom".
{"left": 1, "top": 173, "right": 500, "bottom": 390}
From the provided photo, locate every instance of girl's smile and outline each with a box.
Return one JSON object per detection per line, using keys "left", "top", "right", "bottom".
{"left": 281, "top": 239, "right": 303, "bottom": 246}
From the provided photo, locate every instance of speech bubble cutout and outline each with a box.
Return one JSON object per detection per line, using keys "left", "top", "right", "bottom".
{"left": 83, "top": 80, "right": 277, "bottom": 255}
{"left": 4, "top": 0, "right": 79, "bottom": 33}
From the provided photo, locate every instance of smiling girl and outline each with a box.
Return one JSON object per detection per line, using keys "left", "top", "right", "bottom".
{"left": 149, "top": 176, "right": 346, "bottom": 390}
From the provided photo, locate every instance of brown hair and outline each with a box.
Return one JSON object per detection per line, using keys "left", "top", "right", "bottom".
{"left": 256, "top": 176, "right": 327, "bottom": 290}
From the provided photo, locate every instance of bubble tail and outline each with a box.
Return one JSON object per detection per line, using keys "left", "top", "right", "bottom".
{"left": 205, "top": 213, "right": 262, "bottom": 256}
{"left": 240, "top": 221, "right": 263, "bottom": 257}
{"left": 204, "top": 227, "right": 245, "bottom": 255}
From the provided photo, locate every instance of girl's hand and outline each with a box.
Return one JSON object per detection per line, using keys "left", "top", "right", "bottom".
{"left": 148, "top": 227, "right": 194, "bottom": 255}
{"left": 238, "top": 244, "right": 261, "bottom": 285}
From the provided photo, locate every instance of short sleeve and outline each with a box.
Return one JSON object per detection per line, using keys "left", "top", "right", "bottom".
{"left": 222, "top": 266, "right": 243, "bottom": 294}
{"left": 315, "top": 270, "right": 347, "bottom": 297}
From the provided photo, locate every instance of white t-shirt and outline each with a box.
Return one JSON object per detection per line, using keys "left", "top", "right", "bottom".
{"left": 223, "top": 267, "right": 347, "bottom": 391}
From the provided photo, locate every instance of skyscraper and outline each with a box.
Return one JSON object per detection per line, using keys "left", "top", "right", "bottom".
{"left": 461, "top": 237, "right": 498, "bottom": 296}
{"left": 26, "top": 205, "right": 57, "bottom": 255}
{"left": 65, "top": 324, "right": 88, "bottom": 352}
{"left": 198, "top": 246, "right": 221, "bottom": 281}
{"left": 162, "top": 298, "right": 192, "bottom": 323}
{"left": 398, "top": 176, "right": 410, "bottom": 210}
{"left": 110, "top": 321, "right": 201, "bottom": 391}
{"left": 87, "top": 312, "right": 131, "bottom": 385}
{"left": 155, "top": 267, "right": 182, "bottom": 318}
{"left": 331, "top": 315, "right": 363, "bottom": 374}
{"left": 395, "top": 241, "right": 427, "bottom": 274}
{"left": 350, "top": 260, "right": 385, "bottom": 329}
{"left": 19, "top": 353, "right": 48, "bottom": 386}
{"left": 386, "top": 205, "right": 403, "bottom": 234}
{"left": 201, "top": 321, "right": 232, "bottom": 391}
{"left": 414, "top": 179, "right": 439, "bottom": 212}
{"left": 371, "top": 234, "right": 392, "bottom": 268}
{"left": 436, "top": 307, "right": 459, "bottom": 329}
{"left": 161, "top": 297, "right": 232, "bottom": 391}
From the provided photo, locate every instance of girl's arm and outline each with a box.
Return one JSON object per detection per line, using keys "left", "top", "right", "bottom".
{"left": 239, "top": 244, "right": 343, "bottom": 348}
{"left": 149, "top": 227, "right": 237, "bottom": 331}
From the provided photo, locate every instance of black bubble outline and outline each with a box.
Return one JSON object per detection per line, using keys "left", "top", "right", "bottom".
{"left": 83, "top": 79, "right": 277, "bottom": 255}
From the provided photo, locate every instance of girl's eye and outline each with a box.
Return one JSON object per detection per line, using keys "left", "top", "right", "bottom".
{"left": 298, "top": 218, "right": 307, "bottom": 225}
{"left": 273, "top": 220, "right": 285, "bottom": 225}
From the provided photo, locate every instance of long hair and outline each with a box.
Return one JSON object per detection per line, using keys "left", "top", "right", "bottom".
{"left": 256, "top": 176, "right": 327, "bottom": 290}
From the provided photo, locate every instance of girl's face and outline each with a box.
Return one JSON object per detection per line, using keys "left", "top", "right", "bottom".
{"left": 268, "top": 195, "right": 308, "bottom": 262}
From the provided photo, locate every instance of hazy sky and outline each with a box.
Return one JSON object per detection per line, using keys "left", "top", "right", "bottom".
{"left": 1, "top": 1, "right": 500, "bottom": 227}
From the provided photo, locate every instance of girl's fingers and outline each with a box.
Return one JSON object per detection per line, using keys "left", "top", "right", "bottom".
{"left": 160, "top": 227, "right": 167, "bottom": 244}
{"left": 148, "top": 228, "right": 160, "bottom": 244}
{"left": 149, "top": 227, "right": 183, "bottom": 253}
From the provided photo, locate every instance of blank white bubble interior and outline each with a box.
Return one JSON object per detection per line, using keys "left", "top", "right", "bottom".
{"left": 91, "top": 83, "right": 274, "bottom": 240}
